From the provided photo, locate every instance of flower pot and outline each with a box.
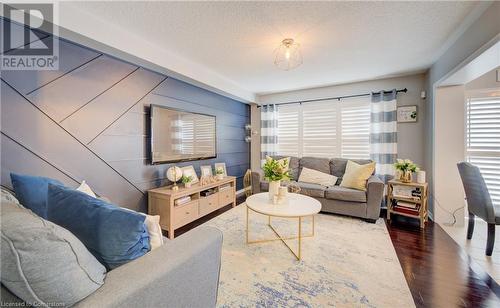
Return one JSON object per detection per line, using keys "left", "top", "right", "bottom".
{"left": 400, "top": 170, "right": 412, "bottom": 183}
{"left": 216, "top": 174, "right": 224, "bottom": 180}
{"left": 268, "top": 180, "right": 281, "bottom": 201}
{"left": 185, "top": 182, "right": 191, "bottom": 188}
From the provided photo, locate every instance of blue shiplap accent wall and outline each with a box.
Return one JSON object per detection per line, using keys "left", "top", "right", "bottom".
{"left": 0, "top": 19, "right": 250, "bottom": 212}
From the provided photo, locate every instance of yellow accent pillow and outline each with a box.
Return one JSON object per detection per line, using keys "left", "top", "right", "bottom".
{"left": 340, "top": 160, "right": 376, "bottom": 191}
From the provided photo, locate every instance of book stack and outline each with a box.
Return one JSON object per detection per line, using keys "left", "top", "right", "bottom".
{"left": 392, "top": 185, "right": 422, "bottom": 201}
{"left": 392, "top": 200, "right": 420, "bottom": 216}
{"left": 174, "top": 196, "right": 191, "bottom": 206}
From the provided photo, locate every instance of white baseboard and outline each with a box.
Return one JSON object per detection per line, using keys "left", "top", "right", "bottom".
{"left": 236, "top": 189, "right": 246, "bottom": 196}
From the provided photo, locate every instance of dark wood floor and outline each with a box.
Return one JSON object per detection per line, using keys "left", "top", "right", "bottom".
{"left": 386, "top": 214, "right": 500, "bottom": 307}
{"left": 174, "top": 195, "right": 500, "bottom": 307}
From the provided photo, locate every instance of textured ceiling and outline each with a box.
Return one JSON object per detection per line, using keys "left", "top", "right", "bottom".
{"left": 61, "top": 1, "right": 480, "bottom": 96}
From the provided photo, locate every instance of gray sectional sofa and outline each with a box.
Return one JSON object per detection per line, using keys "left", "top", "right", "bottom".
{"left": 1, "top": 226, "right": 223, "bottom": 307}
{"left": 1, "top": 186, "right": 223, "bottom": 307}
{"left": 252, "top": 156, "right": 384, "bottom": 222}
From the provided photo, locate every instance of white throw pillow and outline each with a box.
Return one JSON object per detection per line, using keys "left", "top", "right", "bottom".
{"left": 143, "top": 214, "right": 164, "bottom": 250}
{"left": 120, "top": 207, "right": 164, "bottom": 250}
{"left": 76, "top": 180, "right": 97, "bottom": 198}
{"left": 298, "top": 167, "right": 338, "bottom": 187}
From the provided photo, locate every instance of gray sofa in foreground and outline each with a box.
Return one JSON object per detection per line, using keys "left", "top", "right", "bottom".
{"left": 1, "top": 226, "right": 223, "bottom": 308}
{"left": 252, "top": 156, "right": 384, "bottom": 222}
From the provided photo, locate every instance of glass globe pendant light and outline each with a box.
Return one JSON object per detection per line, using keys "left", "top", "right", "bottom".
{"left": 274, "top": 38, "right": 302, "bottom": 71}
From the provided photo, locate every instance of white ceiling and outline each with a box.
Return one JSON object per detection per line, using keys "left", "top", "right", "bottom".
{"left": 58, "top": 1, "right": 484, "bottom": 102}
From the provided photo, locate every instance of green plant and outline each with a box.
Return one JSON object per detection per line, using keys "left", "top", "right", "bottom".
{"left": 215, "top": 167, "right": 224, "bottom": 175}
{"left": 262, "top": 156, "right": 291, "bottom": 182}
{"left": 181, "top": 175, "right": 193, "bottom": 184}
{"left": 394, "top": 159, "right": 419, "bottom": 173}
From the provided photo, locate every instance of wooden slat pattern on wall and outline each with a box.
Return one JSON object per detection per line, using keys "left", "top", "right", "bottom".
{"left": 0, "top": 20, "right": 250, "bottom": 212}
{"left": 1, "top": 38, "right": 101, "bottom": 94}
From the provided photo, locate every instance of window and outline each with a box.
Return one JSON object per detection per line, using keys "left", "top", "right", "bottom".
{"left": 276, "top": 98, "right": 370, "bottom": 159}
{"left": 466, "top": 96, "right": 500, "bottom": 206}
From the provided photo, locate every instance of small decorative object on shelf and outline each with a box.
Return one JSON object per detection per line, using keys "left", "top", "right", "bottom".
{"left": 215, "top": 167, "right": 225, "bottom": 180}
{"left": 200, "top": 175, "right": 209, "bottom": 186}
{"left": 180, "top": 165, "right": 199, "bottom": 184}
{"left": 214, "top": 162, "right": 227, "bottom": 179}
{"left": 181, "top": 175, "right": 193, "bottom": 188}
{"left": 262, "top": 156, "right": 291, "bottom": 201}
{"left": 394, "top": 159, "right": 419, "bottom": 183}
{"left": 387, "top": 179, "right": 429, "bottom": 228}
{"left": 166, "top": 166, "right": 182, "bottom": 191}
{"left": 200, "top": 165, "right": 213, "bottom": 177}
{"left": 417, "top": 170, "right": 426, "bottom": 184}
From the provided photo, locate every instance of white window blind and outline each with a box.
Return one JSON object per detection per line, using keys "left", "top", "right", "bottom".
{"left": 466, "top": 96, "right": 500, "bottom": 206}
{"left": 302, "top": 101, "right": 337, "bottom": 157}
{"left": 277, "top": 104, "right": 300, "bottom": 157}
{"left": 276, "top": 97, "right": 370, "bottom": 159}
{"left": 341, "top": 100, "right": 371, "bottom": 159}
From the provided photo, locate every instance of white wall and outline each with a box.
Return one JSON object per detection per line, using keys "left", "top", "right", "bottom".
{"left": 425, "top": 2, "right": 500, "bottom": 217}
{"left": 434, "top": 85, "right": 466, "bottom": 226}
{"left": 466, "top": 66, "right": 500, "bottom": 91}
{"left": 251, "top": 73, "right": 427, "bottom": 172}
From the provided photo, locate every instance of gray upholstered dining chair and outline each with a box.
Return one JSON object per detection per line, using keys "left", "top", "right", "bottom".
{"left": 457, "top": 162, "right": 500, "bottom": 256}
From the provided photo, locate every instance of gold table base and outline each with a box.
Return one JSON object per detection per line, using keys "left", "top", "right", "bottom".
{"left": 246, "top": 206, "right": 315, "bottom": 260}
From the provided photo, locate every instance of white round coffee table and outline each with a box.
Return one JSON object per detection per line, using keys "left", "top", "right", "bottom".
{"left": 245, "top": 193, "right": 321, "bottom": 260}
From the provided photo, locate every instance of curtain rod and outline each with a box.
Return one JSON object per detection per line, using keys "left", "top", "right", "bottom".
{"left": 258, "top": 88, "right": 407, "bottom": 107}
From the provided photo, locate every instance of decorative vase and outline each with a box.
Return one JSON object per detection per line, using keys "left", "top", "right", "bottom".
{"left": 400, "top": 170, "right": 412, "bottom": 183}
{"left": 268, "top": 180, "right": 281, "bottom": 201}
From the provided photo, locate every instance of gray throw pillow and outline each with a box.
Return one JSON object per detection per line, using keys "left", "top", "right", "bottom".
{"left": 0, "top": 201, "right": 106, "bottom": 306}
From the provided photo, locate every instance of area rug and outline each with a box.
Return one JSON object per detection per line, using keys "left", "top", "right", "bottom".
{"left": 199, "top": 203, "right": 415, "bottom": 307}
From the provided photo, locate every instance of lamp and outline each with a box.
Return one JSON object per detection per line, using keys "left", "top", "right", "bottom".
{"left": 274, "top": 38, "right": 302, "bottom": 71}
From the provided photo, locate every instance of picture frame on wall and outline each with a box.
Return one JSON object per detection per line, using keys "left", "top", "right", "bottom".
{"left": 214, "top": 162, "right": 227, "bottom": 176}
{"left": 181, "top": 165, "right": 199, "bottom": 184}
{"left": 200, "top": 165, "right": 213, "bottom": 177}
{"left": 397, "top": 105, "right": 418, "bottom": 123}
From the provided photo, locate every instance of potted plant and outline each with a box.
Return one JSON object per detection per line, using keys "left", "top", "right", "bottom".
{"left": 394, "top": 159, "right": 419, "bottom": 183}
{"left": 215, "top": 167, "right": 225, "bottom": 180}
{"left": 262, "top": 156, "right": 291, "bottom": 201}
{"left": 181, "top": 175, "right": 194, "bottom": 188}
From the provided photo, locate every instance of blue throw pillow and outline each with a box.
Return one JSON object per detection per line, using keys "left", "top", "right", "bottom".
{"left": 46, "top": 184, "right": 150, "bottom": 270}
{"left": 10, "top": 173, "right": 64, "bottom": 218}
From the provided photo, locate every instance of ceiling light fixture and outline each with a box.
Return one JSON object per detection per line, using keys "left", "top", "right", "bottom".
{"left": 274, "top": 38, "right": 302, "bottom": 71}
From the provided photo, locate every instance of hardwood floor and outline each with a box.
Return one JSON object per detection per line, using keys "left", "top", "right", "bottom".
{"left": 386, "top": 214, "right": 500, "bottom": 307}
{"left": 174, "top": 195, "right": 500, "bottom": 307}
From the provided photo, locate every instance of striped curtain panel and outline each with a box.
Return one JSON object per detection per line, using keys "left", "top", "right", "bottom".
{"left": 370, "top": 89, "right": 397, "bottom": 183}
{"left": 260, "top": 104, "right": 278, "bottom": 164}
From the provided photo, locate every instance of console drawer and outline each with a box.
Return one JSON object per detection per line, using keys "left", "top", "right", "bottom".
{"left": 219, "top": 189, "right": 234, "bottom": 206}
{"left": 199, "top": 193, "right": 219, "bottom": 216}
{"left": 173, "top": 200, "right": 199, "bottom": 228}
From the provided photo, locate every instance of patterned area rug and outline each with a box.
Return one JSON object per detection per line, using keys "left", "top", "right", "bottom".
{"left": 200, "top": 203, "right": 415, "bottom": 307}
